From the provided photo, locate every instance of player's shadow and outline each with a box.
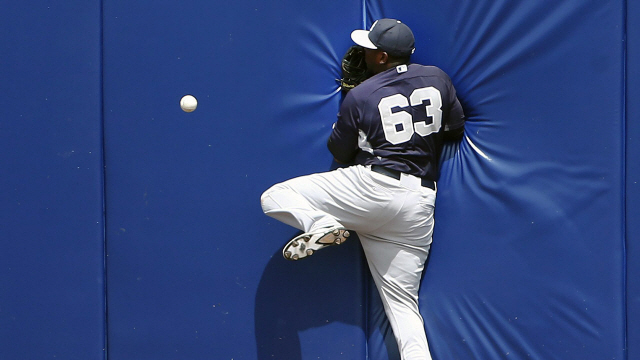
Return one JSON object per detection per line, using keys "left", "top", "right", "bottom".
{"left": 254, "top": 230, "right": 401, "bottom": 360}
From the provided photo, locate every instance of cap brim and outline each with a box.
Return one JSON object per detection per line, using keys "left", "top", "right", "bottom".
{"left": 351, "top": 30, "right": 377, "bottom": 50}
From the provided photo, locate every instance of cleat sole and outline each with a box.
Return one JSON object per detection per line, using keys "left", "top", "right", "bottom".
{"left": 282, "top": 227, "right": 350, "bottom": 261}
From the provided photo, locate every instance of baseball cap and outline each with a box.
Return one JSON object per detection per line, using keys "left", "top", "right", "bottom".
{"left": 351, "top": 19, "right": 415, "bottom": 57}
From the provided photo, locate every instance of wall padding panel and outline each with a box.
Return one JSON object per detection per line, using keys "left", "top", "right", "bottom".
{"left": 626, "top": 0, "right": 640, "bottom": 359}
{"left": 364, "top": 1, "right": 627, "bottom": 359}
{"left": 0, "top": 1, "right": 106, "bottom": 359}
{"left": 102, "top": 1, "right": 367, "bottom": 359}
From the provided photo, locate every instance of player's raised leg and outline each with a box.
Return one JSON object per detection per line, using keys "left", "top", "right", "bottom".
{"left": 260, "top": 179, "right": 342, "bottom": 233}
{"left": 260, "top": 170, "right": 356, "bottom": 259}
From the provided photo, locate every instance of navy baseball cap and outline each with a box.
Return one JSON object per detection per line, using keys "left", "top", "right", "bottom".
{"left": 351, "top": 19, "right": 415, "bottom": 57}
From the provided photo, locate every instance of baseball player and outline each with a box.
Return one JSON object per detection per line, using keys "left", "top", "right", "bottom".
{"left": 261, "top": 19, "right": 465, "bottom": 360}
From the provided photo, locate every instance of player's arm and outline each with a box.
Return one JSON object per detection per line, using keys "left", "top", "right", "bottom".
{"left": 442, "top": 87, "right": 466, "bottom": 141}
{"left": 327, "top": 95, "right": 360, "bottom": 163}
{"left": 327, "top": 121, "right": 359, "bottom": 163}
{"left": 443, "top": 124, "right": 464, "bottom": 140}
{"left": 327, "top": 138, "right": 355, "bottom": 163}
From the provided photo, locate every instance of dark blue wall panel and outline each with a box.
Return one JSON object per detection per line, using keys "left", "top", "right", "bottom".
{"left": 0, "top": 1, "right": 105, "bottom": 359}
{"left": 102, "top": 1, "right": 367, "bottom": 359}
{"left": 626, "top": 0, "right": 640, "bottom": 359}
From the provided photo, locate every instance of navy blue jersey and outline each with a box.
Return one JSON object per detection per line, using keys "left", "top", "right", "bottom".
{"left": 328, "top": 63, "right": 465, "bottom": 180}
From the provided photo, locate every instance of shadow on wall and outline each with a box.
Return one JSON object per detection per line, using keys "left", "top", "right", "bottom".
{"left": 254, "top": 230, "right": 400, "bottom": 360}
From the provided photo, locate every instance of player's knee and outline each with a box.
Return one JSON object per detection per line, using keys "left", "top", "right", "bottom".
{"left": 260, "top": 191, "right": 271, "bottom": 214}
{"left": 261, "top": 182, "right": 296, "bottom": 215}
{"left": 260, "top": 186, "right": 279, "bottom": 214}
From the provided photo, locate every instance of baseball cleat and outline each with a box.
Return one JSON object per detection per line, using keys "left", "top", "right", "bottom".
{"left": 282, "top": 227, "right": 350, "bottom": 261}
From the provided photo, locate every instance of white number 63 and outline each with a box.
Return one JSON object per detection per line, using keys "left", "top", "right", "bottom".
{"left": 378, "top": 87, "right": 442, "bottom": 145}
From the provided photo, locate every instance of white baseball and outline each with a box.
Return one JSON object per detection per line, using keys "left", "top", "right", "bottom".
{"left": 180, "top": 95, "right": 198, "bottom": 112}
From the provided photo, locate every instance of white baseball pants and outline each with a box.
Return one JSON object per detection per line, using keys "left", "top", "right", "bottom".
{"left": 261, "top": 164, "right": 436, "bottom": 360}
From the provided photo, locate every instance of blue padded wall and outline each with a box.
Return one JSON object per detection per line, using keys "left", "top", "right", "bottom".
{"left": 0, "top": 1, "right": 105, "bottom": 359}
{"left": 363, "top": 1, "right": 627, "bottom": 359}
{"left": 102, "top": 1, "right": 368, "bottom": 359}
{"left": 626, "top": 0, "right": 640, "bottom": 359}
{"left": 0, "top": 1, "right": 637, "bottom": 359}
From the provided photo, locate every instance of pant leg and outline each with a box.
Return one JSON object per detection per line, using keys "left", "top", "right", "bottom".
{"left": 260, "top": 167, "right": 365, "bottom": 234}
{"left": 260, "top": 165, "right": 401, "bottom": 234}
{"left": 260, "top": 179, "right": 342, "bottom": 233}
{"left": 360, "top": 234, "right": 433, "bottom": 360}
{"left": 356, "top": 170, "right": 436, "bottom": 360}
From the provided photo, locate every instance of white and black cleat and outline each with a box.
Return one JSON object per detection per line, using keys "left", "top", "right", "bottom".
{"left": 282, "top": 227, "right": 350, "bottom": 261}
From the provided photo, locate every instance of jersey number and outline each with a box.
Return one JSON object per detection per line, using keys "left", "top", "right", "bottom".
{"left": 378, "top": 87, "right": 443, "bottom": 145}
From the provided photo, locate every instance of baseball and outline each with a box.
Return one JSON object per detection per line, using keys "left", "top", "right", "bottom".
{"left": 180, "top": 95, "right": 197, "bottom": 112}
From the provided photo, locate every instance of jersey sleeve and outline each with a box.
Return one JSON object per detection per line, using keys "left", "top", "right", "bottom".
{"left": 443, "top": 80, "right": 466, "bottom": 132}
{"left": 327, "top": 92, "right": 361, "bottom": 163}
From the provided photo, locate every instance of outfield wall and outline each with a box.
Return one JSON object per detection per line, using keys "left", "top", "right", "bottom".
{"left": 0, "top": 1, "right": 636, "bottom": 359}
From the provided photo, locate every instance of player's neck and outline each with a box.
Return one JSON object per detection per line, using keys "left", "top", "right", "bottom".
{"left": 375, "top": 61, "right": 407, "bottom": 74}
{"left": 387, "top": 60, "right": 407, "bottom": 69}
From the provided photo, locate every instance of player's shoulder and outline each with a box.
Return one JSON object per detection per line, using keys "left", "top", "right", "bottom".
{"left": 348, "top": 64, "right": 452, "bottom": 98}
{"left": 407, "top": 63, "right": 451, "bottom": 80}
{"left": 346, "top": 74, "right": 381, "bottom": 100}
{"left": 349, "top": 66, "right": 410, "bottom": 96}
